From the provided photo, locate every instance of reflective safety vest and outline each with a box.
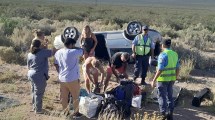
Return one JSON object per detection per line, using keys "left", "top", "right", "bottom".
{"left": 157, "top": 49, "right": 178, "bottom": 82}
{"left": 135, "top": 34, "right": 151, "bottom": 55}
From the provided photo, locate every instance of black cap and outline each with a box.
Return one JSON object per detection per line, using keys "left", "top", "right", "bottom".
{"left": 161, "top": 39, "right": 171, "bottom": 46}
{"left": 64, "top": 38, "right": 76, "bottom": 47}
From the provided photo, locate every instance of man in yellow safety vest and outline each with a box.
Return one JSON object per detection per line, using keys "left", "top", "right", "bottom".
{"left": 132, "top": 25, "right": 154, "bottom": 85}
{"left": 151, "top": 39, "right": 180, "bottom": 120}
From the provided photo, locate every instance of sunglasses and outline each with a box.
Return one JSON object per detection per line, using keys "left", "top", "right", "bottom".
{"left": 143, "top": 29, "right": 148, "bottom": 31}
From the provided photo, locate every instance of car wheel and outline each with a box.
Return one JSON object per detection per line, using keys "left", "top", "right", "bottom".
{"left": 126, "top": 21, "right": 142, "bottom": 36}
{"left": 63, "top": 27, "right": 79, "bottom": 40}
{"left": 123, "top": 30, "right": 136, "bottom": 41}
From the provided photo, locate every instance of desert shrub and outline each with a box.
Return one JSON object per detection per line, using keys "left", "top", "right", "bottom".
{"left": 179, "top": 58, "right": 194, "bottom": 80}
{"left": 0, "top": 71, "right": 20, "bottom": 83}
{"left": 10, "top": 27, "right": 34, "bottom": 52}
{"left": 150, "top": 25, "right": 179, "bottom": 38}
{"left": 10, "top": 7, "right": 42, "bottom": 20}
{"left": 0, "top": 17, "right": 18, "bottom": 35}
{"left": 172, "top": 41, "right": 215, "bottom": 69}
{"left": 0, "top": 36, "right": 12, "bottom": 46}
{"left": 177, "top": 23, "right": 215, "bottom": 51}
{"left": 0, "top": 46, "right": 26, "bottom": 65}
{"left": 35, "top": 19, "right": 56, "bottom": 35}
{"left": 58, "top": 11, "right": 84, "bottom": 22}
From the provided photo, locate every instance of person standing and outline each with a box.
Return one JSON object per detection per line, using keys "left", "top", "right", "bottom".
{"left": 54, "top": 38, "right": 83, "bottom": 118}
{"left": 27, "top": 40, "right": 52, "bottom": 114}
{"left": 80, "top": 25, "right": 98, "bottom": 60}
{"left": 132, "top": 25, "right": 155, "bottom": 85}
{"left": 82, "top": 57, "right": 105, "bottom": 93}
{"left": 32, "top": 29, "right": 48, "bottom": 49}
{"left": 103, "top": 52, "right": 130, "bottom": 91}
{"left": 151, "top": 39, "right": 180, "bottom": 120}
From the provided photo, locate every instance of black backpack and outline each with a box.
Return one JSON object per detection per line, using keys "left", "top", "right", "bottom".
{"left": 98, "top": 96, "right": 132, "bottom": 119}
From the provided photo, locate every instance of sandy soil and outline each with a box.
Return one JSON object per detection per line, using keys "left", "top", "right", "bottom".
{"left": 0, "top": 62, "right": 214, "bottom": 120}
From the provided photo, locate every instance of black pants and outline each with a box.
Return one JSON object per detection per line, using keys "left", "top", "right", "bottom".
{"left": 133, "top": 55, "right": 149, "bottom": 83}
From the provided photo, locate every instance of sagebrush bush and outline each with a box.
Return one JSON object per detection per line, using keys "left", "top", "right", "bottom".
{"left": 0, "top": 37, "right": 12, "bottom": 46}
{"left": 172, "top": 41, "right": 215, "bottom": 69}
{"left": 0, "top": 71, "right": 20, "bottom": 83}
{"left": 177, "top": 23, "right": 215, "bottom": 51}
{"left": 10, "top": 27, "right": 34, "bottom": 52}
{"left": 179, "top": 58, "right": 194, "bottom": 80}
{"left": 0, "top": 17, "right": 18, "bottom": 35}
{"left": 0, "top": 46, "right": 26, "bottom": 65}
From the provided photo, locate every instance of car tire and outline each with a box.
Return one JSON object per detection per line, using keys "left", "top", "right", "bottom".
{"left": 126, "top": 21, "right": 142, "bottom": 36}
{"left": 123, "top": 30, "right": 136, "bottom": 41}
{"left": 63, "top": 27, "right": 79, "bottom": 40}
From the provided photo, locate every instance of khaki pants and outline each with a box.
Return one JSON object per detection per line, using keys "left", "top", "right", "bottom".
{"left": 60, "top": 80, "right": 80, "bottom": 113}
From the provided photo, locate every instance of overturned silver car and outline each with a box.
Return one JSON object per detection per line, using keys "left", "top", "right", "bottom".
{"left": 54, "top": 21, "right": 162, "bottom": 63}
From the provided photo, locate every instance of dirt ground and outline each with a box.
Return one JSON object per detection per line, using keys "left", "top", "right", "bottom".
{"left": 0, "top": 62, "right": 215, "bottom": 120}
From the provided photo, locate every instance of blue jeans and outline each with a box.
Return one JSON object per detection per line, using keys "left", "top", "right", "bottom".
{"left": 133, "top": 55, "right": 149, "bottom": 82}
{"left": 157, "top": 81, "right": 175, "bottom": 114}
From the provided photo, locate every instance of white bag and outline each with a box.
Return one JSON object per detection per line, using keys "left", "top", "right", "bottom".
{"left": 132, "top": 95, "right": 142, "bottom": 109}
{"left": 79, "top": 93, "right": 103, "bottom": 118}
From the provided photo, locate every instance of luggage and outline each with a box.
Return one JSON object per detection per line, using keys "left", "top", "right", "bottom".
{"left": 192, "top": 88, "right": 211, "bottom": 107}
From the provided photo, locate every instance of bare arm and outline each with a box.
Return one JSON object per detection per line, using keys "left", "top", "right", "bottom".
{"left": 98, "top": 66, "right": 105, "bottom": 85}
{"left": 176, "top": 68, "right": 180, "bottom": 80}
{"left": 151, "top": 70, "right": 162, "bottom": 87}
{"left": 54, "top": 64, "right": 59, "bottom": 73}
{"left": 132, "top": 44, "right": 136, "bottom": 58}
{"left": 80, "top": 36, "right": 84, "bottom": 48}
{"left": 91, "top": 34, "right": 98, "bottom": 51}
{"left": 85, "top": 64, "right": 95, "bottom": 84}
{"left": 132, "top": 44, "right": 135, "bottom": 54}
{"left": 111, "top": 65, "right": 119, "bottom": 82}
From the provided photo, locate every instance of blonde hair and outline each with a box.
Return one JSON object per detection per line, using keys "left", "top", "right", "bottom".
{"left": 91, "top": 59, "right": 101, "bottom": 68}
{"left": 81, "top": 25, "right": 92, "bottom": 38}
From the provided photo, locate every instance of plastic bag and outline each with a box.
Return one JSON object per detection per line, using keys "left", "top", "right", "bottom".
{"left": 79, "top": 93, "right": 103, "bottom": 118}
{"left": 132, "top": 95, "right": 142, "bottom": 109}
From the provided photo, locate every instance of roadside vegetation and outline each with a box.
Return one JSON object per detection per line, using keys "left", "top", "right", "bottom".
{"left": 0, "top": 0, "right": 214, "bottom": 119}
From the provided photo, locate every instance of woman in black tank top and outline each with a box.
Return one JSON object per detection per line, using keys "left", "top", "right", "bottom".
{"left": 80, "top": 25, "right": 98, "bottom": 60}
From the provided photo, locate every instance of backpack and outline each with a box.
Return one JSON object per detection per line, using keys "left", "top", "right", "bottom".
{"left": 98, "top": 97, "right": 122, "bottom": 120}
{"left": 114, "top": 86, "right": 125, "bottom": 100}
{"left": 99, "top": 97, "right": 131, "bottom": 119}
{"left": 116, "top": 100, "right": 131, "bottom": 118}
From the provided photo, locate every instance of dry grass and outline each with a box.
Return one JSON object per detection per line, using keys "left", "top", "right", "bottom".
{"left": 0, "top": 84, "right": 18, "bottom": 93}
{"left": 132, "top": 112, "right": 163, "bottom": 120}
{"left": 0, "top": 71, "right": 20, "bottom": 83}
{"left": 179, "top": 58, "right": 194, "bottom": 80}
{"left": 0, "top": 47, "right": 26, "bottom": 65}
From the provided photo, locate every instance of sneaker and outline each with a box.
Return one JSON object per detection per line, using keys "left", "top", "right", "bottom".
{"left": 72, "top": 112, "right": 82, "bottom": 119}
